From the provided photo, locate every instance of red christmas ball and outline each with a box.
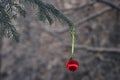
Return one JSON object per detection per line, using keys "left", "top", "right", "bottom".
{"left": 66, "top": 59, "right": 79, "bottom": 72}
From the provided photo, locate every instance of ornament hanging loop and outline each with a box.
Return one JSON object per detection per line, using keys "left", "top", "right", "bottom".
{"left": 70, "top": 27, "right": 75, "bottom": 56}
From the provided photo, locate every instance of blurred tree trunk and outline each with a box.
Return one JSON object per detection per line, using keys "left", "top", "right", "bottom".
{"left": 0, "top": 27, "right": 3, "bottom": 79}
{"left": 0, "top": 38, "right": 2, "bottom": 79}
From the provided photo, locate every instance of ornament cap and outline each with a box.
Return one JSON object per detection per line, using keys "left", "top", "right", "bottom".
{"left": 70, "top": 54, "right": 75, "bottom": 59}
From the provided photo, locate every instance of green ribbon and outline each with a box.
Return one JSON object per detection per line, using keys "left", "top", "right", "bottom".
{"left": 70, "top": 27, "right": 75, "bottom": 59}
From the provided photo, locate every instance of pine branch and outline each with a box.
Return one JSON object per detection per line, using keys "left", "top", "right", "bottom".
{"left": 14, "top": 3, "right": 26, "bottom": 17}
{"left": 0, "top": 6, "right": 19, "bottom": 42}
{"left": 0, "top": 0, "right": 74, "bottom": 42}
{"left": 30, "top": 0, "right": 74, "bottom": 27}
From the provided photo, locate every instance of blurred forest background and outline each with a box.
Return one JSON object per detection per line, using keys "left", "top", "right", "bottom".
{"left": 1, "top": 0, "right": 120, "bottom": 80}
